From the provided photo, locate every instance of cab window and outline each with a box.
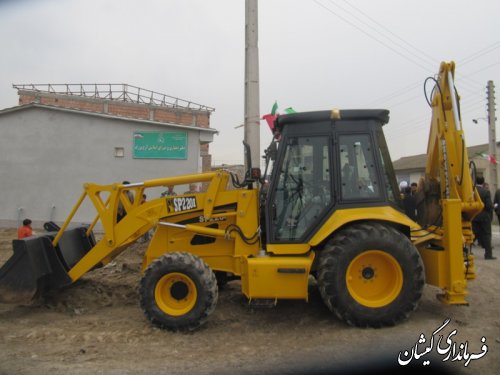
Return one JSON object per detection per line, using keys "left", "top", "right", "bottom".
{"left": 338, "top": 134, "right": 381, "bottom": 201}
{"left": 271, "top": 136, "right": 332, "bottom": 241}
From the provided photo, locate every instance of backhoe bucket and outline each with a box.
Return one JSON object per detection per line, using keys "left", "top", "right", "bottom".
{"left": 0, "top": 226, "right": 96, "bottom": 304}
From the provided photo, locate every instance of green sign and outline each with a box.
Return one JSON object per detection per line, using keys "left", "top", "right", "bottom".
{"left": 133, "top": 131, "right": 187, "bottom": 159}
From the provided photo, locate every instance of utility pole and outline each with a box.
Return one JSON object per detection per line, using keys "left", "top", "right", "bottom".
{"left": 244, "top": 0, "right": 260, "bottom": 171}
{"left": 487, "top": 80, "right": 497, "bottom": 194}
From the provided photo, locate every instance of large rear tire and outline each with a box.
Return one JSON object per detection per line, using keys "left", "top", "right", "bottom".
{"left": 317, "top": 222, "right": 424, "bottom": 328}
{"left": 140, "top": 252, "right": 218, "bottom": 331}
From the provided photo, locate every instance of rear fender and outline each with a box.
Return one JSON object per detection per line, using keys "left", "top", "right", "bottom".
{"left": 310, "top": 206, "right": 416, "bottom": 248}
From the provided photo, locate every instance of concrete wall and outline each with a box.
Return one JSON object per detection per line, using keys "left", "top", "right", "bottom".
{"left": 0, "top": 106, "right": 208, "bottom": 227}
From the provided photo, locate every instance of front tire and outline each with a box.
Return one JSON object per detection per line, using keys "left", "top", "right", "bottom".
{"left": 140, "top": 252, "right": 218, "bottom": 331}
{"left": 317, "top": 222, "right": 424, "bottom": 328}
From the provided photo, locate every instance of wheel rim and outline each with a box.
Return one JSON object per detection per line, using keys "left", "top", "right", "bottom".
{"left": 155, "top": 272, "right": 197, "bottom": 316}
{"left": 346, "top": 250, "right": 403, "bottom": 308}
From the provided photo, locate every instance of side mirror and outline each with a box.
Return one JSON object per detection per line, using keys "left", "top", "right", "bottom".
{"left": 265, "top": 140, "right": 277, "bottom": 162}
{"left": 251, "top": 168, "right": 261, "bottom": 180}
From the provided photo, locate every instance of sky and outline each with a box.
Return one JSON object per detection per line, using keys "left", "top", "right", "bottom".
{"left": 1, "top": 0, "right": 499, "bottom": 168}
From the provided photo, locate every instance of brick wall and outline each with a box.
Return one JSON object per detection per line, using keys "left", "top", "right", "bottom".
{"left": 200, "top": 143, "right": 209, "bottom": 153}
{"left": 195, "top": 113, "right": 210, "bottom": 128}
{"left": 201, "top": 153, "right": 212, "bottom": 190}
{"left": 43, "top": 96, "right": 104, "bottom": 112}
{"left": 154, "top": 109, "right": 193, "bottom": 125}
{"left": 108, "top": 103, "right": 149, "bottom": 120}
{"left": 19, "top": 94, "right": 37, "bottom": 105}
{"left": 18, "top": 91, "right": 211, "bottom": 129}
{"left": 19, "top": 93, "right": 104, "bottom": 112}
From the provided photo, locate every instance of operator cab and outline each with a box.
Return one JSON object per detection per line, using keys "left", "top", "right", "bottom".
{"left": 264, "top": 109, "right": 400, "bottom": 244}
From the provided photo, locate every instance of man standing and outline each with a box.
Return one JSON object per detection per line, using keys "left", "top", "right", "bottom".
{"left": 494, "top": 188, "right": 500, "bottom": 225}
{"left": 472, "top": 176, "right": 496, "bottom": 260}
{"left": 403, "top": 186, "right": 417, "bottom": 221}
{"left": 184, "top": 183, "right": 198, "bottom": 194}
{"left": 410, "top": 182, "right": 418, "bottom": 195}
{"left": 161, "top": 185, "right": 177, "bottom": 197}
{"left": 117, "top": 181, "right": 135, "bottom": 222}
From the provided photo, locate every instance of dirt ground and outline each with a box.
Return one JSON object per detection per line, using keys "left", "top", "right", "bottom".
{"left": 0, "top": 227, "right": 499, "bottom": 375}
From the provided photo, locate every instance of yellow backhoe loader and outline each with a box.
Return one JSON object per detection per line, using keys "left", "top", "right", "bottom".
{"left": 0, "top": 61, "right": 483, "bottom": 331}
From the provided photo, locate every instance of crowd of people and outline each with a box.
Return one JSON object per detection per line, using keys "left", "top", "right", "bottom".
{"left": 399, "top": 177, "right": 497, "bottom": 260}
{"left": 399, "top": 181, "right": 418, "bottom": 221}
{"left": 472, "top": 176, "right": 496, "bottom": 260}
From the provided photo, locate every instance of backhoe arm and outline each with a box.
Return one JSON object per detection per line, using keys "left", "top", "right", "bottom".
{"left": 424, "top": 61, "right": 483, "bottom": 217}
{"left": 416, "top": 61, "right": 483, "bottom": 304}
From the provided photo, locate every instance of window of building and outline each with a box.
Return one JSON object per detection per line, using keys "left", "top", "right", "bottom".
{"left": 114, "top": 147, "right": 125, "bottom": 158}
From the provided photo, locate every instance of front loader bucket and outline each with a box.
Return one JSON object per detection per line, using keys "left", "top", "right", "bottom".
{"left": 0, "top": 226, "right": 95, "bottom": 304}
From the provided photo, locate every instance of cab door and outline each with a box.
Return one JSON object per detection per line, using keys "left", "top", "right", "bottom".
{"left": 266, "top": 135, "right": 333, "bottom": 243}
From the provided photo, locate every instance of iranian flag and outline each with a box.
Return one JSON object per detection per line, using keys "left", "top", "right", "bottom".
{"left": 475, "top": 152, "right": 498, "bottom": 165}
{"left": 271, "top": 101, "right": 278, "bottom": 116}
{"left": 261, "top": 101, "right": 296, "bottom": 132}
{"left": 262, "top": 101, "right": 278, "bottom": 131}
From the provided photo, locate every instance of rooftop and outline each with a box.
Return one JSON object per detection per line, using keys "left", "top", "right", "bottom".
{"left": 13, "top": 83, "right": 215, "bottom": 112}
{"left": 392, "top": 143, "right": 495, "bottom": 170}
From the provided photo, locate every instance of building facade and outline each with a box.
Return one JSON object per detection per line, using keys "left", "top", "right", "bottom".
{"left": 392, "top": 142, "right": 500, "bottom": 195}
{"left": 0, "top": 84, "right": 217, "bottom": 227}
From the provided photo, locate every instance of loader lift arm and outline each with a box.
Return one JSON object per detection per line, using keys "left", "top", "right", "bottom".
{"left": 0, "top": 170, "right": 259, "bottom": 304}
{"left": 59, "top": 171, "right": 249, "bottom": 283}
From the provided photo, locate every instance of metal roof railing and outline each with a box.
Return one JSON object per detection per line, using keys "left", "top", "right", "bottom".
{"left": 12, "top": 83, "right": 215, "bottom": 112}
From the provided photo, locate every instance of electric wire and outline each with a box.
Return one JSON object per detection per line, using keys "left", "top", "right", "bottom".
{"left": 341, "top": 0, "right": 438, "bottom": 65}
{"left": 312, "top": 0, "right": 431, "bottom": 72}
{"left": 310, "top": 0, "right": 498, "bottom": 145}
{"left": 326, "top": 0, "right": 437, "bottom": 68}
{"left": 459, "top": 41, "right": 500, "bottom": 66}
